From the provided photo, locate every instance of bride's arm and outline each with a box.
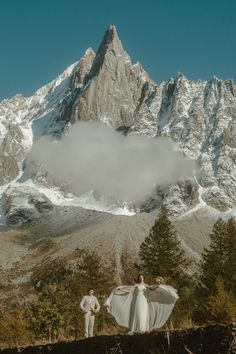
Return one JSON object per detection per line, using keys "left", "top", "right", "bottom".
{"left": 146, "top": 276, "right": 166, "bottom": 290}
{"left": 146, "top": 284, "right": 159, "bottom": 290}
{"left": 117, "top": 286, "right": 135, "bottom": 293}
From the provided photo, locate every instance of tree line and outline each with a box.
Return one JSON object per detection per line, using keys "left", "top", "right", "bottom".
{"left": 0, "top": 215, "right": 235, "bottom": 347}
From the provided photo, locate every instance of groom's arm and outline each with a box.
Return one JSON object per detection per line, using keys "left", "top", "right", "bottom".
{"left": 94, "top": 297, "right": 100, "bottom": 313}
{"left": 80, "top": 296, "right": 87, "bottom": 313}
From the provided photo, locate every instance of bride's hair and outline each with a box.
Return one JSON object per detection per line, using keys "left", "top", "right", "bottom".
{"left": 137, "top": 274, "right": 145, "bottom": 283}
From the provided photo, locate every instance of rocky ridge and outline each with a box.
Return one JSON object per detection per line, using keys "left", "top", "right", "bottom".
{"left": 1, "top": 323, "right": 236, "bottom": 354}
{"left": 0, "top": 25, "right": 235, "bottom": 220}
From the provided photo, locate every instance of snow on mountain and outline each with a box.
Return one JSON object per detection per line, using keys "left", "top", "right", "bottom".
{"left": 0, "top": 48, "right": 97, "bottom": 186}
{"left": 1, "top": 178, "right": 134, "bottom": 227}
{"left": 0, "top": 61, "right": 77, "bottom": 184}
{"left": 0, "top": 25, "right": 236, "bottom": 224}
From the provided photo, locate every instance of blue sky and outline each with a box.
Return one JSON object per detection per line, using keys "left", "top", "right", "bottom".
{"left": 0, "top": 0, "right": 235, "bottom": 99}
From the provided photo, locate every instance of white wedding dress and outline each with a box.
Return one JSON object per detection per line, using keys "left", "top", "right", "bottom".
{"left": 105, "top": 283, "right": 178, "bottom": 333}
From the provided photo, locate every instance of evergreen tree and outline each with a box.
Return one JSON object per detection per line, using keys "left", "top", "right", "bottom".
{"left": 28, "top": 250, "right": 117, "bottom": 340}
{"left": 139, "top": 213, "right": 191, "bottom": 286}
{"left": 31, "top": 258, "right": 72, "bottom": 291}
{"left": 198, "top": 218, "right": 236, "bottom": 297}
{"left": 75, "top": 249, "right": 116, "bottom": 295}
{"left": 73, "top": 249, "right": 117, "bottom": 335}
{"left": 139, "top": 213, "right": 194, "bottom": 327}
{"left": 120, "top": 250, "right": 138, "bottom": 284}
{"left": 0, "top": 307, "right": 33, "bottom": 347}
{"left": 26, "top": 285, "right": 72, "bottom": 342}
{"left": 194, "top": 217, "right": 236, "bottom": 324}
{"left": 200, "top": 218, "right": 227, "bottom": 295}
{"left": 224, "top": 217, "right": 236, "bottom": 296}
{"left": 204, "top": 277, "right": 236, "bottom": 323}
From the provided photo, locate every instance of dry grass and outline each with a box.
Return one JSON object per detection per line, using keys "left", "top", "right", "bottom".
{"left": 23, "top": 238, "right": 59, "bottom": 260}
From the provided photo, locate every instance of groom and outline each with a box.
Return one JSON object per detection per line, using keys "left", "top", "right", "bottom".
{"left": 80, "top": 288, "right": 100, "bottom": 338}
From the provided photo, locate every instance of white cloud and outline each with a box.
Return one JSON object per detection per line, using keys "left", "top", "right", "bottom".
{"left": 28, "top": 122, "right": 196, "bottom": 202}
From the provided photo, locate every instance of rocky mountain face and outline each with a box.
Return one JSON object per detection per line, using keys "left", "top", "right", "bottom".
{"left": 2, "top": 185, "right": 53, "bottom": 226}
{"left": 71, "top": 26, "right": 157, "bottom": 132}
{"left": 0, "top": 25, "right": 235, "bottom": 225}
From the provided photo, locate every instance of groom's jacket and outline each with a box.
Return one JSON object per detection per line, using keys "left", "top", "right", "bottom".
{"left": 80, "top": 295, "right": 100, "bottom": 314}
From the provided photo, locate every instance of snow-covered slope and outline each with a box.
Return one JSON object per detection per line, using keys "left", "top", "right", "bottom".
{"left": 0, "top": 64, "right": 75, "bottom": 184}
{"left": 0, "top": 49, "right": 96, "bottom": 185}
{"left": 0, "top": 25, "right": 235, "bottom": 223}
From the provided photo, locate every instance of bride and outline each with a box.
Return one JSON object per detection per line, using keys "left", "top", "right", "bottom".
{"left": 105, "top": 274, "right": 178, "bottom": 333}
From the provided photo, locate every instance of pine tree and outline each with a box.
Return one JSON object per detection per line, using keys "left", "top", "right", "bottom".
{"left": 31, "top": 258, "right": 72, "bottom": 291}
{"left": 0, "top": 307, "right": 33, "bottom": 347}
{"left": 204, "top": 277, "right": 236, "bottom": 323}
{"left": 139, "top": 213, "right": 191, "bottom": 286}
{"left": 224, "top": 217, "right": 236, "bottom": 296}
{"left": 120, "top": 250, "right": 138, "bottom": 284}
{"left": 79, "top": 250, "right": 117, "bottom": 333}
{"left": 194, "top": 217, "right": 236, "bottom": 324}
{"left": 26, "top": 285, "right": 72, "bottom": 342}
{"left": 75, "top": 249, "right": 116, "bottom": 295}
{"left": 139, "top": 213, "right": 193, "bottom": 327}
{"left": 27, "top": 251, "right": 117, "bottom": 340}
{"left": 199, "top": 218, "right": 227, "bottom": 295}
{"left": 199, "top": 218, "right": 236, "bottom": 297}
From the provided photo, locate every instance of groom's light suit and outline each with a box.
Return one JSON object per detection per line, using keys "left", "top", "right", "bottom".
{"left": 80, "top": 295, "right": 100, "bottom": 338}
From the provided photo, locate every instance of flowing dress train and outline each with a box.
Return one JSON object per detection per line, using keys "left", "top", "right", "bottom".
{"left": 105, "top": 283, "right": 178, "bottom": 333}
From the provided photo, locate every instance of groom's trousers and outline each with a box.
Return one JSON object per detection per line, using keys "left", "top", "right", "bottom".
{"left": 84, "top": 311, "right": 95, "bottom": 338}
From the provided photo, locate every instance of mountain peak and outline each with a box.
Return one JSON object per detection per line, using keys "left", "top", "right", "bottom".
{"left": 176, "top": 72, "right": 187, "bottom": 81}
{"left": 212, "top": 75, "right": 220, "bottom": 81}
{"left": 84, "top": 47, "right": 95, "bottom": 57}
{"left": 70, "top": 48, "right": 95, "bottom": 89}
{"left": 98, "top": 25, "right": 119, "bottom": 46}
{"left": 84, "top": 25, "right": 129, "bottom": 82}
{"left": 107, "top": 24, "right": 118, "bottom": 37}
{"left": 96, "top": 25, "right": 124, "bottom": 56}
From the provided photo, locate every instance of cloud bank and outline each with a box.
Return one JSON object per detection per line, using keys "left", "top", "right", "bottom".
{"left": 29, "top": 122, "right": 196, "bottom": 202}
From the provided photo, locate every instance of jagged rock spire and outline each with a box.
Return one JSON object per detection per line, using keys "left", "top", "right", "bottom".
{"left": 70, "top": 47, "right": 95, "bottom": 88}
{"left": 96, "top": 25, "right": 124, "bottom": 56}
{"left": 85, "top": 25, "right": 129, "bottom": 82}
{"left": 72, "top": 25, "right": 155, "bottom": 130}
